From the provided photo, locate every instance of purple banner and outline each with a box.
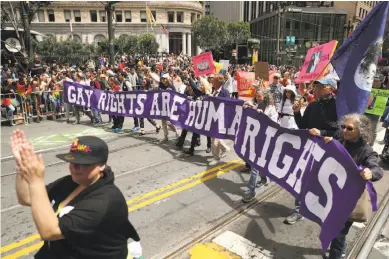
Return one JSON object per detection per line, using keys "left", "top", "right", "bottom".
{"left": 64, "top": 81, "right": 365, "bottom": 250}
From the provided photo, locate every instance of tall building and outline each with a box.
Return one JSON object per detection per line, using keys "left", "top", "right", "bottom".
{"left": 27, "top": 1, "right": 204, "bottom": 55}
{"left": 207, "top": 1, "right": 244, "bottom": 22}
{"left": 247, "top": 2, "right": 348, "bottom": 66}
{"left": 204, "top": 1, "right": 211, "bottom": 16}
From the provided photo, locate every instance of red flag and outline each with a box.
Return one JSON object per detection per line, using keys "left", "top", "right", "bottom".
{"left": 161, "top": 25, "right": 169, "bottom": 35}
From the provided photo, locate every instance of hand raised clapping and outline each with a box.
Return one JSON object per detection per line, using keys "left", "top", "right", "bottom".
{"left": 10, "top": 129, "right": 45, "bottom": 184}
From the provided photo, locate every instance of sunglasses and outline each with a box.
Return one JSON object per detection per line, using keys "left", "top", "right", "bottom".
{"left": 341, "top": 125, "right": 354, "bottom": 131}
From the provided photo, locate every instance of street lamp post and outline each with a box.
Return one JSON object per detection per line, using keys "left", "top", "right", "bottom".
{"left": 20, "top": 2, "right": 32, "bottom": 58}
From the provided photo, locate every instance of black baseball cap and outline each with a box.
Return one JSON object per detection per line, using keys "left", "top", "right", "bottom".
{"left": 56, "top": 136, "right": 109, "bottom": 165}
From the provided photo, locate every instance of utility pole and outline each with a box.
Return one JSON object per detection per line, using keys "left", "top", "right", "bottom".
{"left": 276, "top": 2, "right": 281, "bottom": 66}
{"left": 20, "top": 2, "right": 32, "bottom": 58}
{"left": 106, "top": 1, "right": 119, "bottom": 65}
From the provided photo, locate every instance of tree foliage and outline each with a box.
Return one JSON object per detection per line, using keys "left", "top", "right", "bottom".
{"left": 34, "top": 34, "right": 96, "bottom": 66}
{"left": 192, "top": 16, "right": 251, "bottom": 54}
{"left": 137, "top": 33, "right": 159, "bottom": 55}
{"left": 191, "top": 16, "right": 227, "bottom": 52}
{"left": 226, "top": 22, "right": 251, "bottom": 45}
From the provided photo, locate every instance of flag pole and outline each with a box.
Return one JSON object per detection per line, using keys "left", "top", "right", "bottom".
{"left": 146, "top": 2, "right": 148, "bottom": 33}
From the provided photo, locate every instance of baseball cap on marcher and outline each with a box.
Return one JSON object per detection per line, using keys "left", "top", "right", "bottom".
{"left": 56, "top": 136, "right": 109, "bottom": 165}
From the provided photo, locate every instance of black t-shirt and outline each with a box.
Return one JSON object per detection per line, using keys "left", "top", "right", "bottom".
{"left": 34, "top": 167, "right": 140, "bottom": 259}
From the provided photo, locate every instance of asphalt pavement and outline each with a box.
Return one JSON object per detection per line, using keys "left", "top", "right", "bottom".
{"left": 1, "top": 115, "right": 389, "bottom": 259}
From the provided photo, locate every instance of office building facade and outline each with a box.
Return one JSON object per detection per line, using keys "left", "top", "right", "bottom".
{"left": 26, "top": 1, "right": 203, "bottom": 55}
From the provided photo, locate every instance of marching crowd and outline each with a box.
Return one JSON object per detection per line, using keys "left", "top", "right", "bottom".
{"left": 5, "top": 52, "right": 389, "bottom": 259}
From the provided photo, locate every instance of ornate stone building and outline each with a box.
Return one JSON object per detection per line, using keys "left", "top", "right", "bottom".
{"left": 30, "top": 1, "right": 204, "bottom": 55}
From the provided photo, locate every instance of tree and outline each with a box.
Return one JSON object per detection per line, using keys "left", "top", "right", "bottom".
{"left": 226, "top": 22, "right": 251, "bottom": 46}
{"left": 191, "top": 16, "right": 227, "bottom": 53}
{"left": 137, "top": 33, "right": 159, "bottom": 56}
{"left": 34, "top": 34, "right": 95, "bottom": 66}
{"left": 123, "top": 35, "right": 139, "bottom": 55}
{"left": 1, "top": 1, "right": 51, "bottom": 58}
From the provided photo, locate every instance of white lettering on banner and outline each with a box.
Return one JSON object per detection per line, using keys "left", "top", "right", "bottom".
{"left": 136, "top": 94, "right": 147, "bottom": 115}
{"left": 241, "top": 116, "right": 260, "bottom": 162}
{"left": 305, "top": 157, "right": 347, "bottom": 222}
{"left": 76, "top": 87, "right": 86, "bottom": 106}
{"left": 150, "top": 93, "right": 161, "bottom": 116}
{"left": 117, "top": 94, "right": 126, "bottom": 114}
{"left": 204, "top": 102, "right": 226, "bottom": 134}
{"left": 286, "top": 139, "right": 315, "bottom": 193}
{"left": 109, "top": 93, "right": 117, "bottom": 112}
{"left": 185, "top": 101, "right": 197, "bottom": 126}
{"left": 170, "top": 95, "right": 186, "bottom": 121}
{"left": 98, "top": 92, "right": 107, "bottom": 111}
{"left": 268, "top": 134, "right": 302, "bottom": 179}
{"left": 256, "top": 126, "right": 277, "bottom": 167}
{"left": 126, "top": 94, "right": 137, "bottom": 114}
{"left": 195, "top": 101, "right": 209, "bottom": 130}
{"left": 68, "top": 86, "right": 77, "bottom": 104}
{"left": 84, "top": 90, "right": 92, "bottom": 108}
{"left": 227, "top": 106, "right": 243, "bottom": 136}
{"left": 161, "top": 92, "right": 171, "bottom": 116}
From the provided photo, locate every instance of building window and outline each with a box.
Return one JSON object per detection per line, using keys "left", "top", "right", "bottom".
{"left": 74, "top": 10, "right": 81, "bottom": 22}
{"left": 359, "top": 8, "right": 362, "bottom": 17}
{"left": 197, "top": 14, "right": 200, "bottom": 20}
{"left": 140, "top": 11, "right": 147, "bottom": 22}
{"left": 99, "top": 11, "right": 106, "bottom": 22}
{"left": 115, "top": 11, "right": 122, "bottom": 22}
{"left": 286, "top": 20, "right": 290, "bottom": 29}
{"left": 37, "top": 9, "right": 45, "bottom": 22}
{"left": 168, "top": 11, "right": 174, "bottom": 22}
{"left": 151, "top": 11, "right": 156, "bottom": 21}
{"left": 294, "top": 21, "right": 300, "bottom": 30}
{"left": 125, "top": 11, "right": 131, "bottom": 22}
{"left": 177, "top": 12, "right": 183, "bottom": 23}
{"left": 64, "top": 10, "right": 71, "bottom": 22}
{"left": 90, "top": 10, "right": 97, "bottom": 22}
{"left": 48, "top": 9, "right": 55, "bottom": 22}
{"left": 191, "top": 13, "right": 195, "bottom": 23}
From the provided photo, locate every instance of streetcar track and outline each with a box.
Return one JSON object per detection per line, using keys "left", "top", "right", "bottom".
{"left": 156, "top": 184, "right": 284, "bottom": 259}
{"left": 1, "top": 130, "right": 166, "bottom": 178}
{"left": 0, "top": 127, "right": 159, "bottom": 162}
{"left": 1, "top": 157, "right": 178, "bottom": 213}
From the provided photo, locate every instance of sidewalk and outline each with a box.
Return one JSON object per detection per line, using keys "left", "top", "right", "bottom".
{"left": 185, "top": 128, "right": 389, "bottom": 259}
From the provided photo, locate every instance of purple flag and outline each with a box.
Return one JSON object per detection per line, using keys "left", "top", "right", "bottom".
{"left": 332, "top": 1, "right": 389, "bottom": 118}
{"left": 64, "top": 81, "right": 368, "bottom": 250}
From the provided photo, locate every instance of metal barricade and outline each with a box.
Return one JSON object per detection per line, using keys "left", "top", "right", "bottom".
{"left": 1, "top": 92, "right": 27, "bottom": 125}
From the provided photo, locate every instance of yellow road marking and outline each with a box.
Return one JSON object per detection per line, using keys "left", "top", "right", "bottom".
{"left": 189, "top": 243, "right": 240, "bottom": 259}
{"left": 128, "top": 163, "right": 243, "bottom": 212}
{"left": 1, "top": 242, "right": 43, "bottom": 259}
{"left": 1, "top": 161, "right": 243, "bottom": 258}
{"left": 126, "top": 159, "right": 241, "bottom": 205}
{"left": 0, "top": 234, "right": 41, "bottom": 254}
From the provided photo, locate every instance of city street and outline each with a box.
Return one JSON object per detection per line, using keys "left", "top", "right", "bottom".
{"left": 1, "top": 115, "right": 389, "bottom": 259}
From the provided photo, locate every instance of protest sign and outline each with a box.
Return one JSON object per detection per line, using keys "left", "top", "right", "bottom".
{"left": 192, "top": 51, "right": 215, "bottom": 76}
{"left": 64, "top": 81, "right": 370, "bottom": 251}
{"left": 295, "top": 40, "right": 338, "bottom": 84}
{"left": 219, "top": 60, "right": 230, "bottom": 70}
{"left": 365, "top": 88, "right": 389, "bottom": 116}
{"left": 254, "top": 62, "right": 269, "bottom": 81}
{"left": 236, "top": 71, "right": 256, "bottom": 99}
{"left": 214, "top": 61, "right": 223, "bottom": 73}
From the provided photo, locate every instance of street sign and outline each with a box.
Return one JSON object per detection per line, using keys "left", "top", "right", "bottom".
{"left": 286, "top": 36, "right": 291, "bottom": 45}
{"left": 291, "top": 36, "right": 295, "bottom": 45}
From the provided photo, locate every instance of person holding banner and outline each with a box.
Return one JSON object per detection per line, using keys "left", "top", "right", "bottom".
{"left": 209, "top": 74, "right": 231, "bottom": 166}
{"left": 159, "top": 74, "right": 180, "bottom": 143}
{"left": 285, "top": 77, "right": 338, "bottom": 225}
{"left": 324, "top": 114, "right": 383, "bottom": 259}
{"left": 242, "top": 88, "right": 278, "bottom": 203}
